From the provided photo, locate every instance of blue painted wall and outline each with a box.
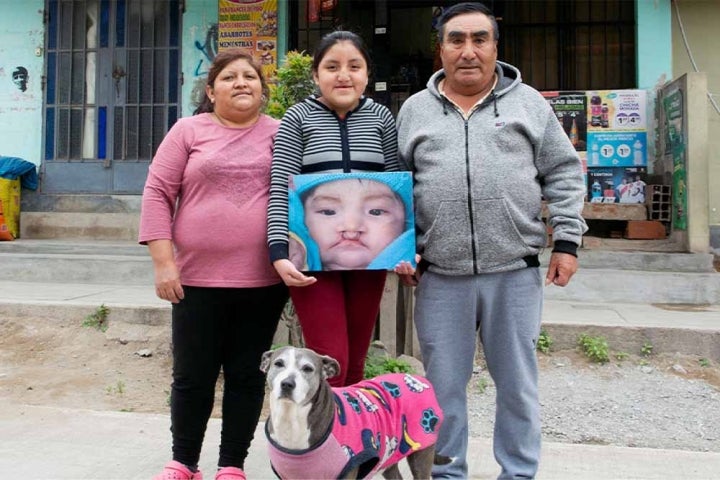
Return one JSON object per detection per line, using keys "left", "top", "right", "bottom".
{"left": 182, "top": 0, "right": 219, "bottom": 117}
{"left": 0, "top": 0, "right": 45, "bottom": 166}
{"left": 636, "top": 0, "right": 673, "bottom": 89}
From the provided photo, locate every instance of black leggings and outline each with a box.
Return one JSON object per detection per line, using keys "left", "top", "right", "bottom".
{"left": 169, "top": 283, "right": 288, "bottom": 468}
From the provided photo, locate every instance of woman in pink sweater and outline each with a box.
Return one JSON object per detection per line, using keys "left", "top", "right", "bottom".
{"left": 139, "top": 49, "right": 288, "bottom": 480}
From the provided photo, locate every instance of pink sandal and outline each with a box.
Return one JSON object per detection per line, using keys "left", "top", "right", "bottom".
{"left": 153, "top": 460, "right": 204, "bottom": 480}
{"left": 215, "top": 466, "right": 247, "bottom": 480}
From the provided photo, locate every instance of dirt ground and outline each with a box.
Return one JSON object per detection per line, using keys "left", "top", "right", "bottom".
{"left": 1, "top": 315, "right": 718, "bottom": 432}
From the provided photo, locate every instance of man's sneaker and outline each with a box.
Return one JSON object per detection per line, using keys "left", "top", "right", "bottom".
{"left": 215, "top": 466, "right": 247, "bottom": 480}
{"left": 153, "top": 460, "right": 204, "bottom": 480}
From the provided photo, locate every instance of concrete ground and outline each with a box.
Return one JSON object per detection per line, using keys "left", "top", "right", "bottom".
{"left": 1, "top": 239, "right": 719, "bottom": 478}
{"left": 0, "top": 281, "right": 719, "bottom": 479}
{"left": 2, "top": 402, "right": 720, "bottom": 480}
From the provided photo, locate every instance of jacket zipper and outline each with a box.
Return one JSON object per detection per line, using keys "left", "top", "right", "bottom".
{"left": 339, "top": 114, "right": 351, "bottom": 173}
{"left": 464, "top": 119, "right": 478, "bottom": 274}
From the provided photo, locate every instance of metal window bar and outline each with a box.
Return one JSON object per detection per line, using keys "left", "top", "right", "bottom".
{"left": 288, "top": 0, "right": 635, "bottom": 93}
{"left": 45, "top": 0, "right": 180, "bottom": 164}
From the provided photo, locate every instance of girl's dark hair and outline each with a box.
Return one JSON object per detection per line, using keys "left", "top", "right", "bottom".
{"left": 193, "top": 48, "right": 270, "bottom": 115}
{"left": 437, "top": 2, "right": 499, "bottom": 43}
{"left": 312, "top": 30, "right": 372, "bottom": 75}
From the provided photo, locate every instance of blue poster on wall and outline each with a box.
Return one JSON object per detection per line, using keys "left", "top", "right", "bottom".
{"left": 587, "top": 131, "right": 647, "bottom": 167}
{"left": 587, "top": 167, "right": 647, "bottom": 204}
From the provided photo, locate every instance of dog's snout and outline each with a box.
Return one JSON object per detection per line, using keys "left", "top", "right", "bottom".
{"left": 280, "top": 377, "right": 296, "bottom": 394}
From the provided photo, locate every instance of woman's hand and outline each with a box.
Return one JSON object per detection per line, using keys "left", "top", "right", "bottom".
{"left": 397, "top": 254, "right": 422, "bottom": 287}
{"left": 393, "top": 260, "right": 415, "bottom": 276}
{"left": 273, "top": 259, "right": 317, "bottom": 287}
{"left": 146, "top": 239, "right": 184, "bottom": 303}
{"left": 153, "top": 260, "right": 185, "bottom": 303}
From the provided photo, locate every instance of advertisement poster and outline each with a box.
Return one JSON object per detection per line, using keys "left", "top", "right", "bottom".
{"left": 586, "top": 89, "right": 648, "bottom": 171}
{"left": 288, "top": 172, "right": 416, "bottom": 272}
{"left": 578, "top": 151, "right": 588, "bottom": 198}
{"left": 542, "top": 91, "right": 587, "bottom": 152}
{"left": 587, "top": 167, "right": 647, "bottom": 204}
{"left": 662, "top": 88, "right": 687, "bottom": 230}
{"left": 587, "top": 131, "right": 647, "bottom": 168}
{"left": 218, "top": 0, "right": 278, "bottom": 79}
{"left": 587, "top": 90, "right": 647, "bottom": 132}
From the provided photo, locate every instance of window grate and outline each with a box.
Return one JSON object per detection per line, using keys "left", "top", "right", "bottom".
{"left": 44, "top": 0, "right": 181, "bottom": 164}
{"left": 289, "top": 0, "right": 636, "bottom": 96}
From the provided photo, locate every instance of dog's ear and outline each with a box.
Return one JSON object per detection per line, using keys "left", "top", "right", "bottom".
{"left": 320, "top": 355, "right": 341, "bottom": 379}
{"left": 259, "top": 350, "right": 274, "bottom": 373}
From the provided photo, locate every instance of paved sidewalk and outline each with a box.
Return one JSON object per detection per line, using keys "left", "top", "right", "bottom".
{"left": 2, "top": 403, "right": 719, "bottom": 480}
{"left": 1, "top": 279, "right": 719, "bottom": 327}
{"left": 1, "top": 279, "right": 719, "bottom": 358}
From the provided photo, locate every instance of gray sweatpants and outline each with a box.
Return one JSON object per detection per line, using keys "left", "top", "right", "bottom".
{"left": 414, "top": 268, "right": 543, "bottom": 479}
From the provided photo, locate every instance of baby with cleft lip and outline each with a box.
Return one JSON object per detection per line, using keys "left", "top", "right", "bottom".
{"left": 291, "top": 173, "right": 411, "bottom": 271}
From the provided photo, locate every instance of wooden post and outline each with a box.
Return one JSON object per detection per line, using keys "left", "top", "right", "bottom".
{"left": 378, "top": 272, "right": 399, "bottom": 356}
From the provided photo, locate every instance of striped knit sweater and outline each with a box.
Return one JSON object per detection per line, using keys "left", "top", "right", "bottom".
{"left": 267, "top": 95, "right": 400, "bottom": 262}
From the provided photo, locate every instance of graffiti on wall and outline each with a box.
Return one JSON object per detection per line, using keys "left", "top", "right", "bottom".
{"left": 194, "top": 23, "right": 219, "bottom": 77}
{"left": 11, "top": 66, "right": 28, "bottom": 92}
{"left": 190, "top": 23, "right": 219, "bottom": 111}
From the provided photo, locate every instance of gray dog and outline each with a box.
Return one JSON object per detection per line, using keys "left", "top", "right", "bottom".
{"left": 260, "top": 346, "right": 449, "bottom": 479}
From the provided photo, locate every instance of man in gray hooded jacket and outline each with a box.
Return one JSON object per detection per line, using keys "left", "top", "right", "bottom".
{"left": 397, "top": 3, "right": 587, "bottom": 479}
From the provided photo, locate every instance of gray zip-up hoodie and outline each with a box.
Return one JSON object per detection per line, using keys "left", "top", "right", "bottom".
{"left": 397, "top": 61, "right": 587, "bottom": 276}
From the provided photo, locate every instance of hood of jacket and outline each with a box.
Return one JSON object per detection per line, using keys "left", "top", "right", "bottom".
{"left": 425, "top": 60, "right": 522, "bottom": 116}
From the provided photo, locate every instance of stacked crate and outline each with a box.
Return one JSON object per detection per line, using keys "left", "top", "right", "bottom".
{"left": 645, "top": 184, "right": 671, "bottom": 222}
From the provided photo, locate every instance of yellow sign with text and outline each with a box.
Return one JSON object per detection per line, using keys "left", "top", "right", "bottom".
{"left": 218, "top": 0, "right": 278, "bottom": 79}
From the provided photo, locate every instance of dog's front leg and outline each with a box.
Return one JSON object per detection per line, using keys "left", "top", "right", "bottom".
{"left": 404, "top": 445, "right": 436, "bottom": 480}
{"left": 380, "top": 464, "right": 403, "bottom": 480}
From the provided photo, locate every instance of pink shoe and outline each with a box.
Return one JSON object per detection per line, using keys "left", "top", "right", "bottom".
{"left": 215, "top": 466, "right": 247, "bottom": 480}
{"left": 153, "top": 461, "right": 204, "bottom": 480}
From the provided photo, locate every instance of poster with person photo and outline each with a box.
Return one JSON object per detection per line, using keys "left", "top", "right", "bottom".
{"left": 287, "top": 171, "right": 416, "bottom": 272}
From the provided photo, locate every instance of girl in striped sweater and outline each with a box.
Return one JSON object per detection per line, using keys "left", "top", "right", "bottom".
{"left": 268, "top": 31, "right": 408, "bottom": 387}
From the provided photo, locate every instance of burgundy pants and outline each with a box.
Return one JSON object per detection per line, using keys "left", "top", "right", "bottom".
{"left": 290, "top": 270, "right": 387, "bottom": 387}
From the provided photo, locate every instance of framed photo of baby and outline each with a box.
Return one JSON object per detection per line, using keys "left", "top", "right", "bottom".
{"left": 288, "top": 171, "right": 416, "bottom": 272}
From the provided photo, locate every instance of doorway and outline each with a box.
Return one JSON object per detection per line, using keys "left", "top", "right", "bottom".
{"left": 42, "top": 0, "right": 182, "bottom": 194}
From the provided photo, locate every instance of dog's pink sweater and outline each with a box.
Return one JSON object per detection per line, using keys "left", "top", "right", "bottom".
{"left": 266, "top": 373, "right": 443, "bottom": 479}
{"left": 139, "top": 113, "right": 280, "bottom": 287}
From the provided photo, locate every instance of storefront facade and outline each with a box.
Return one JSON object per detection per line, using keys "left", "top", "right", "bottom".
{"left": 0, "top": 0, "right": 716, "bottom": 246}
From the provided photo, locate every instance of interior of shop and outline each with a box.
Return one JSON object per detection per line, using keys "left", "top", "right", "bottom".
{"left": 289, "top": 0, "right": 636, "bottom": 115}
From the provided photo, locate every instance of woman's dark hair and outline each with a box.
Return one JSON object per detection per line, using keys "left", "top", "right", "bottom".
{"left": 193, "top": 48, "right": 270, "bottom": 115}
{"left": 311, "top": 30, "right": 372, "bottom": 76}
{"left": 436, "top": 2, "right": 499, "bottom": 43}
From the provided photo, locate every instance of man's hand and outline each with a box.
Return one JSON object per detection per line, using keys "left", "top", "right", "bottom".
{"left": 273, "top": 259, "right": 317, "bottom": 287}
{"left": 545, "top": 252, "right": 578, "bottom": 287}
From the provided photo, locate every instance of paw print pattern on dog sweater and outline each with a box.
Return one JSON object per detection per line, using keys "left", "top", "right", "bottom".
{"left": 266, "top": 373, "right": 443, "bottom": 479}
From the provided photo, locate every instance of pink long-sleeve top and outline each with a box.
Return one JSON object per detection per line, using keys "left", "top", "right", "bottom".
{"left": 139, "top": 113, "right": 281, "bottom": 288}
